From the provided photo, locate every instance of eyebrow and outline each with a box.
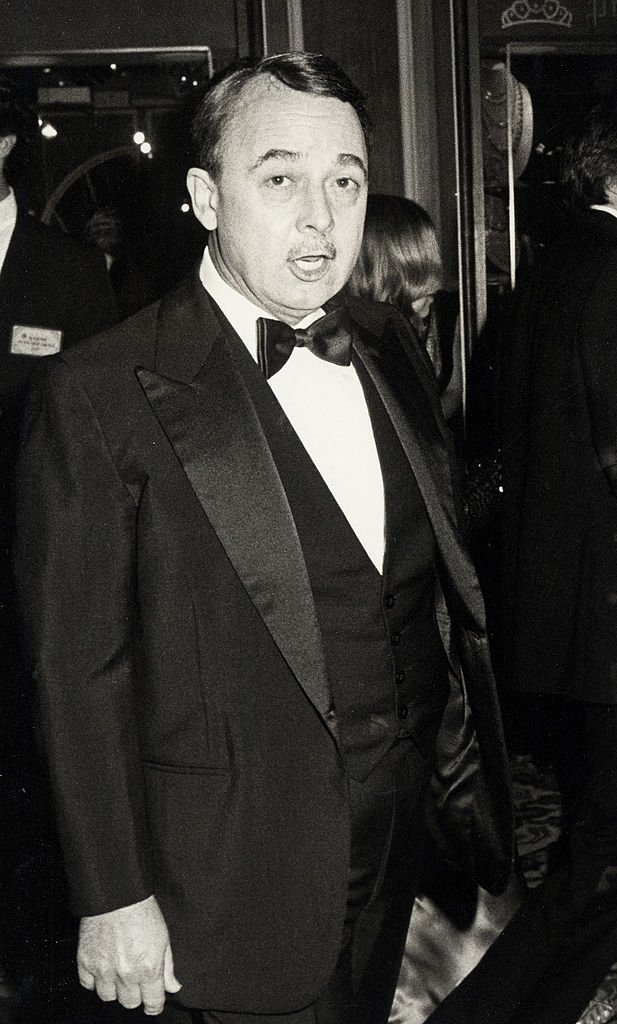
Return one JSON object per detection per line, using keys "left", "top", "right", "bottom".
{"left": 337, "top": 153, "right": 368, "bottom": 178}
{"left": 251, "top": 149, "right": 368, "bottom": 178}
{"left": 251, "top": 149, "right": 300, "bottom": 168}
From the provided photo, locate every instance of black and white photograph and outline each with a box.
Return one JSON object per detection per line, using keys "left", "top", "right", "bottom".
{"left": 2, "top": 3, "right": 617, "bottom": 1024}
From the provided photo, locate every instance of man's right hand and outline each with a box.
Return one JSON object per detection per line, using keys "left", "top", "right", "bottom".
{"left": 77, "top": 894, "right": 182, "bottom": 1015}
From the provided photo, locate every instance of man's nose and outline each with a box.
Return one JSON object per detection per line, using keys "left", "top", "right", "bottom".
{"left": 297, "top": 184, "right": 334, "bottom": 234}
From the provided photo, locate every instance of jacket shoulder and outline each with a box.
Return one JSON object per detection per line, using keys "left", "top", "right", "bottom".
{"left": 347, "top": 295, "right": 409, "bottom": 335}
{"left": 61, "top": 300, "right": 161, "bottom": 375}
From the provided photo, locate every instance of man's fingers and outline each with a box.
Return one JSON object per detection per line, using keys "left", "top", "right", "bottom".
{"left": 116, "top": 980, "right": 143, "bottom": 1010}
{"left": 77, "top": 966, "right": 95, "bottom": 990}
{"left": 163, "top": 943, "right": 182, "bottom": 993}
{"left": 139, "top": 977, "right": 167, "bottom": 1016}
{"left": 94, "top": 976, "right": 118, "bottom": 1003}
{"left": 76, "top": 897, "right": 176, "bottom": 1013}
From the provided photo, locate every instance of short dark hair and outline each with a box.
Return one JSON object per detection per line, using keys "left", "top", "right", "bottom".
{"left": 192, "top": 51, "right": 371, "bottom": 179}
{"left": 0, "top": 78, "right": 37, "bottom": 139}
{"left": 561, "top": 100, "right": 617, "bottom": 207}
{"left": 347, "top": 194, "right": 443, "bottom": 321}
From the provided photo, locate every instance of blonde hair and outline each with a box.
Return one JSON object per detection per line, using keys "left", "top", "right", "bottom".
{"left": 348, "top": 193, "right": 442, "bottom": 320}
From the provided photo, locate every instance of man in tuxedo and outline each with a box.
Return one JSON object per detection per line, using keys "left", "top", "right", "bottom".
{"left": 17, "top": 53, "right": 513, "bottom": 1024}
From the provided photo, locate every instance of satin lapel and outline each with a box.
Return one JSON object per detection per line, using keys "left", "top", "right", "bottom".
{"left": 352, "top": 317, "right": 486, "bottom": 629}
{"left": 136, "top": 312, "right": 336, "bottom": 745}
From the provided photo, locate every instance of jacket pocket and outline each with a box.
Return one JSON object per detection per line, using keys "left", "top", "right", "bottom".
{"left": 143, "top": 760, "right": 229, "bottom": 776}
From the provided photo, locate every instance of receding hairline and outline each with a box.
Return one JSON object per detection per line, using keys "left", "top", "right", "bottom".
{"left": 227, "top": 72, "right": 367, "bottom": 132}
{"left": 192, "top": 55, "right": 372, "bottom": 178}
{"left": 213, "top": 75, "right": 368, "bottom": 176}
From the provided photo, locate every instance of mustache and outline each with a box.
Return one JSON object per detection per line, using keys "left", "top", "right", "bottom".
{"left": 288, "top": 238, "right": 336, "bottom": 260}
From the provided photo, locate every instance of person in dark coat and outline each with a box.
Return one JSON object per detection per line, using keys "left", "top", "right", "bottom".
{"left": 424, "top": 99, "right": 617, "bottom": 1024}
{"left": 0, "top": 81, "right": 117, "bottom": 424}
{"left": 0, "top": 77, "right": 117, "bottom": 1008}
{"left": 16, "top": 54, "right": 513, "bottom": 1024}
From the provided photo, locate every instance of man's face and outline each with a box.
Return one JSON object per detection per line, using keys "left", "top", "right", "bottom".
{"left": 187, "top": 76, "right": 368, "bottom": 324}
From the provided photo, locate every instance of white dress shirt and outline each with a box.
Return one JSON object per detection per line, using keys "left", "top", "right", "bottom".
{"left": 0, "top": 188, "right": 17, "bottom": 277}
{"left": 200, "top": 248, "right": 385, "bottom": 572}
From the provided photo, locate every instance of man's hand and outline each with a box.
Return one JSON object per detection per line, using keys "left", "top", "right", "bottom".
{"left": 77, "top": 894, "right": 182, "bottom": 1015}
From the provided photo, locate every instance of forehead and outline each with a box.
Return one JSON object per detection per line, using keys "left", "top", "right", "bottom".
{"left": 219, "top": 76, "right": 367, "bottom": 168}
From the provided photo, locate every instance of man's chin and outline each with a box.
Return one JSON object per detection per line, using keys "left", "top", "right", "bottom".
{"left": 280, "top": 272, "right": 346, "bottom": 318}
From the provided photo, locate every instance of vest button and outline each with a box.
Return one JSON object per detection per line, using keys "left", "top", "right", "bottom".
{"left": 384, "top": 593, "right": 395, "bottom": 609}
{"left": 395, "top": 670, "right": 405, "bottom": 685}
{"left": 391, "top": 631, "right": 401, "bottom": 645}
{"left": 397, "top": 704, "right": 409, "bottom": 720}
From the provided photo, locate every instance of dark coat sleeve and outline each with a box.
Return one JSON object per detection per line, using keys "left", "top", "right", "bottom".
{"left": 16, "top": 356, "right": 152, "bottom": 916}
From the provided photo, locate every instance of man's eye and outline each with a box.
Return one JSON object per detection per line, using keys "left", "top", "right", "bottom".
{"left": 335, "top": 177, "right": 359, "bottom": 191}
{"left": 268, "top": 175, "right": 291, "bottom": 187}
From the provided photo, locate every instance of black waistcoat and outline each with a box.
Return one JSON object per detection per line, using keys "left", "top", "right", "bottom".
{"left": 224, "top": 326, "right": 450, "bottom": 781}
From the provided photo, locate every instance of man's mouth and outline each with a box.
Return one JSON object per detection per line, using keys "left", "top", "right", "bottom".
{"left": 294, "top": 253, "right": 330, "bottom": 267}
{"left": 289, "top": 253, "right": 333, "bottom": 280}
{"left": 288, "top": 239, "right": 337, "bottom": 280}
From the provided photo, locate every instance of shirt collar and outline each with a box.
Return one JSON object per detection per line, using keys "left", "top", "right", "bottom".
{"left": 199, "top": 245, "right": 324, "bottom": 360}
{"left": 590, "top": 203, "right": 617, "bottom": 222}
{"left": 0, "top": 187, "right": 17, "bottom": 231}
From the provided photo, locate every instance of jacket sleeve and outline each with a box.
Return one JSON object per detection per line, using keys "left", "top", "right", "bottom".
{"left": 16, "top": 357, "right": 152, "bottom": 916}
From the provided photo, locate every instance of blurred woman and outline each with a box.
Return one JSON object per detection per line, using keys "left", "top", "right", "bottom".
{"left": 348, "top": 193, "right": 462, "bottom": 423}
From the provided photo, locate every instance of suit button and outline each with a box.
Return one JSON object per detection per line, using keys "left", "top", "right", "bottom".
{"left": 395, "top": 670, "right": 405, "bottom": 685}
{"left": 391, "top": 631, "right": 401, "bottom": 645}
{"left": 384, "top": 593, "right": 395, "bottom": 609}
{"left": 397, "top": 704, "right": 409, "bottom": 720}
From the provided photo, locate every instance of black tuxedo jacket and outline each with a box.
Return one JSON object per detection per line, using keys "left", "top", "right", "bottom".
{"left": 17, "top": 272, "right": 513, "bottom": 1013}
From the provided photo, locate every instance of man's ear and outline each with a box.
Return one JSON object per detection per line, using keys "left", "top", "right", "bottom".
{"left": 0, "top": 135, "right": 17, "bottom": 161}
{"left": 186, "top": 168, "right": 219, "bottom": 231}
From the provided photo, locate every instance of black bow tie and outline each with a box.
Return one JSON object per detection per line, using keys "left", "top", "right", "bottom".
{"left": 256, "top": 307, "right": 353, "bottom": 379}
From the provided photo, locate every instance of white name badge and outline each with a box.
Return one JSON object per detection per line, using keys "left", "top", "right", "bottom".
{"left": 11, "top": 324, "right": 63, "bottom": 357}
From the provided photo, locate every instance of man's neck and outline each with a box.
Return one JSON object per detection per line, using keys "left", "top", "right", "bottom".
{"left": 200, "top": 245, "right": 324, "bottom": 355}
{"left": 0, "top": 177, "right": 10, "bottom": 203}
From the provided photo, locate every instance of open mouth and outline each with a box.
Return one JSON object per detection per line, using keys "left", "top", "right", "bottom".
{"left": 295, "top": 253, "right": 329, "bottom": 263}
{"left": 290, "top": 253, "right": 333, "bottom": 279}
